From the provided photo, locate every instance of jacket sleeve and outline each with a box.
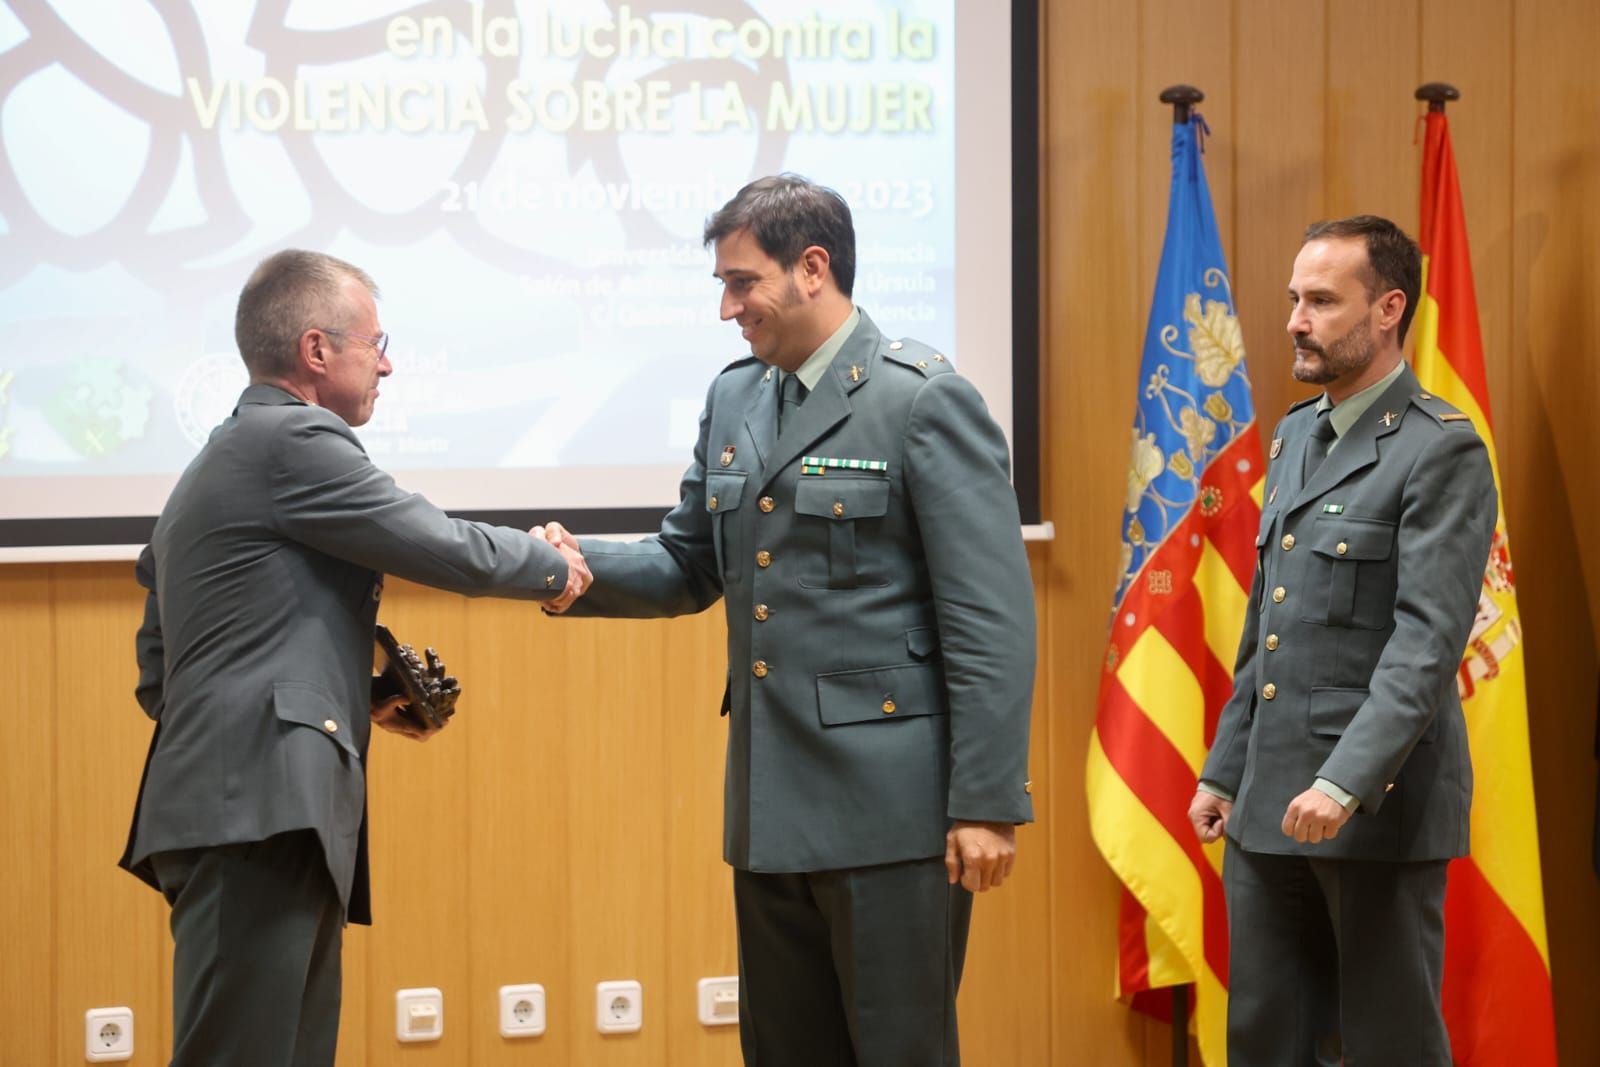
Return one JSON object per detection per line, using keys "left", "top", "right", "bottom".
{"left": 133, "top": 544, "right": 164, "bottom": 721}
{"left": 904, "top": 373, "right": 1035, "bottom": 824}
{"left": 268, "top": 408, "right": 568, "bottom": 599}
{"left": 564, "top": 381, "right": 724, "bottom": 619}
{"left": 1315, "top": 426, "right": 1497, "bottom": 811}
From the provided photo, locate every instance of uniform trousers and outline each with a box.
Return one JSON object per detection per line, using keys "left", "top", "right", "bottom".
{"left": 150, "top": 829, "right": 344, "bottom": 1067}
{"left": 1222, "top": 840, "right": 1451, "bottom": 1067}
{"left": 734, "top": 856, "right": 973, "bottom": 1067}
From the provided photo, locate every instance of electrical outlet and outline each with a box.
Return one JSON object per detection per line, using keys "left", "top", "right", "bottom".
{"left": 596, "top": 979, "right": 642, "bottom": 1034}
{"left": 395, "top": 987, "right": 444, "bottom": 1043}
{"left": 84, "top": 1007, "right": 134, "bottom": 1062}
{"left": 499, "top": 983, "right": 546, "bottom": 1038}
{"left": 696, "top": 976, "right": 739, "bottom": 1026}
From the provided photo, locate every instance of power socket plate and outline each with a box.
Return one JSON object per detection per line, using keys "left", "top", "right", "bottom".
{"left": 499, "top": 983, "right": 546, "bottom": 1038}
{"left": 85, "top": 1007, "right": 134, "bottom": 1062}
{"left": 596, "top": 979, "right": 642, "bottom": 1034}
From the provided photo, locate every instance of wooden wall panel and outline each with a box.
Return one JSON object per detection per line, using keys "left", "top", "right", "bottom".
{"left": 50, "top": 566, "right": 167, "bottom": 1066}
{"left": 1511, "top": 2, "right": 1600, "bottom": 1063}
{"left": 1038, "top": 0, "right": 1158, "bottom": 1062}
{"left": 1232, "top": 1, "right": 1328, "bottom": 427}
{"left": 6, "top": 3, "right": 1600, "bottom": 1064}
{"left": 0, "top": 567, "right": 57, "bottom": 1066}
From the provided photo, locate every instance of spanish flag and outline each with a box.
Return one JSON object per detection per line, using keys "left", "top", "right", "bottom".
{"left": 1086, "top": 113, "right": 1260, "bottom": 1066}
{"left": 1413, "top": 106, "right": 1558, "bottom": 1065}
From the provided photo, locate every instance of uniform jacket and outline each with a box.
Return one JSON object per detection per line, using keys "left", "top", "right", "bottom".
{"left": 568, "top": 310, "right": 1036, "bottom": 872}
{"left": 122, "top": 384, "right": 568, "bottom": 923}
{"left": 1201, "top": 363, "right": 1496, "bottom": 861}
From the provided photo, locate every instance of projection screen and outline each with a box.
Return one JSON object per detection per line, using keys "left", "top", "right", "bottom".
{"left": 0, "top": 0, "right": 1040, "bottom": 558}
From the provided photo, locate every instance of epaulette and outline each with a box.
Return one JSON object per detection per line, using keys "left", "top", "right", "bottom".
{"left": 717, "top": 354, "right": 762, "bottom": 378}
{"left": 1285, "top": 393, "right": 1321, "bottom": 415}
{"left": 880, "top": 336, "right": 954, "bottom": 377}
{"left": 1408, "top": 390, "right": 1476, "bottom": 428}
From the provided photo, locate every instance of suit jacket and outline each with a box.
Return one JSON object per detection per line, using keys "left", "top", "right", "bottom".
{"left": 567, "top": 310, "right": 1035, "bottom": 872}
{"left": 122, "top": 384, "right": 568, "bottom": 923}
{"left": 1201, "top": 364, "right": 1496, "bottom": 861}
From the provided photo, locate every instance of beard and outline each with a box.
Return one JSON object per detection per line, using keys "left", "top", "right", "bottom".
{"left": 1292, "top": 318, "right": 1375, "bottom": 385}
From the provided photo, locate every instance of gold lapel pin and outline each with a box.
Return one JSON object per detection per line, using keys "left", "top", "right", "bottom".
{"left": 1380, "top": 410, "right": 1397, "bottom": 427}
{"left": 849, "top": 365, "right": 862, "bottom": 382}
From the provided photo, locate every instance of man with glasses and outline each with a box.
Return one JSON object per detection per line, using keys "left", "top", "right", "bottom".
{"left": 119, "top": 249, "right": 591, "bottom": 1066}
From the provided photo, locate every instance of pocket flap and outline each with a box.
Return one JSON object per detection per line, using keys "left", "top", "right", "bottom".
{"left": 1307, "top": 686, "right": 1368, "bottom": 738}
{"left": 906, "top": 627, "right": 940, "bottom": 659}
{"left": 817, "top": 662, "right": 946, "bottom": 726}
{"left": 1309, "top": 516, "right": 1395, "bottom": 561}
{"left": 795, "top": 476, "right": 890, "bottom": 521}
{"left": 273, "top": 681, "right": 359, "bottom": 758}
{"left": 1256, "top": 508, "right": 1278, "bottom": 548}
{"left": 706, "top": 471, "right": 747, "bottom": 513}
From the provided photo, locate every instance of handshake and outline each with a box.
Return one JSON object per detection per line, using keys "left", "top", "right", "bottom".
{"left": 531, "top": 521, "right": 589, "bottom": 614}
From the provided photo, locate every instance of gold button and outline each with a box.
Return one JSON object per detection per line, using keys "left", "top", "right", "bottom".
{"left": 1262, "top": 683, "right": 1277, "bottom": 701}
{"left": 1272, "top": 586, "right": 1286, "bottom": 603}
{"left": 759, "top": 496, "right": 775, "bottom": 513}
{"left": 882, "top": 699, "right": 896, "bottom": 714}
{"left": 832, "top": 501, "right": 844, "bottom": 517}
{"left": 1281, "top": 534, "right": 1296, "bottom": 551}
{"left": 708, "top": 495, "right": 718, "bottom": 511}
{"left": 754, "top": 604, "right": 769, "bottom": 621}
{"left": 752, "top": 660, "right": 768, "bottom": 678}
{"left": 1385, "top": 783, "right": 1396, "bottom": 792}
{"left": 1419, "top": 392, "right": 1432, "bottom": 400}
{"left": 323, "top": 719, "right": 339, "bottom": 733}
{"left": 1336, "top": 541, "right": 1349, "bottom": 556}
{"left": 756, "top": 550, "right": 772, "bottom": 568}
{"left": 1265, "top": 634, "right": 1279, "bottom": 651}
{"left": 889, "top": 340, "right": 904, "bottom": 350}
{"left": 1023, "top": 779, "right": 1032, "bottom": 794}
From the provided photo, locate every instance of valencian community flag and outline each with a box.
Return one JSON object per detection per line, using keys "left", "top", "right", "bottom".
{"left": 1085, "top": 113, "right": 1262, "bottom": 1066}
{"left": 1413, "top": 106, "right": 1558, "bottom": 1066}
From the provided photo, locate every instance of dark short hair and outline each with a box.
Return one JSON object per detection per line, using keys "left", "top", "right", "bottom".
{"left": 703, "top": 174, "right": 857, "bottom": 297}
{"left": 1303, "top": 215, "right": 1422, "bottom": 344}
{"left": 234, "top": 250, "right": 378, "bottom": 379}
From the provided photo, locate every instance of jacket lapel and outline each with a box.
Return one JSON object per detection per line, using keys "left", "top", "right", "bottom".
{"left": 757, "top": 315, "right": 878, "bottom": 492}
{"left": 1289, "top": 365, "right": 1418, "bottom": 513}
{"left": 742, "top": 367, "right": 778, "bottom": 469}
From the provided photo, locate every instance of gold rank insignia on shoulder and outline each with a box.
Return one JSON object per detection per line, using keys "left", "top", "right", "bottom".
{"left": 720, "top": 446, "right": 736, "bottom": 467}
{"left": 1268, "top": 485, "right": 1278, "bottom": 504}
{"left": 1270, "top": 437, "right": 1283, "bottom": 459}
{"left": 1440, "top": 413, "right": 1471, "bottom": 422}
{"left": 762, "top": 367, "right": 773, "bottom": 382}
{"left": 1380, "top": 410, "right": 1398, "bottom": 427}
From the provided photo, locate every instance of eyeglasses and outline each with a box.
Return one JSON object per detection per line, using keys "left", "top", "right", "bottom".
{"left": 318, "top": 328, "right": 389, "bottom": 359}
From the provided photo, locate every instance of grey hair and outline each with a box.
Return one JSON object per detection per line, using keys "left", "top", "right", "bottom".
{"left": 234, "top": 249, "right": 378, "bottom": 379}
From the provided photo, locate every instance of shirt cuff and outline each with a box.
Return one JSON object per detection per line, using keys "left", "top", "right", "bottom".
{"left": 1313, "top": 777, "right": 1361, "bottom": 812}
{"left": 1197, "top": 780, "right": 1235, "bottom": 803}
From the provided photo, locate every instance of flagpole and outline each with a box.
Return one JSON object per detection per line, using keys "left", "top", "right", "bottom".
{"left": 1415, "top": 81, "right": 1460, "bottom": 112}
{"left": 1158, "top": 78, "right": 1205, "bottom": 1067}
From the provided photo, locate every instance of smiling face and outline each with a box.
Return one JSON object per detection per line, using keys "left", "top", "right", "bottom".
{"left": 315, "top": 276, "right": 391, "bottom": 427}
{"left": 712, "top": 227, "right": 826, "bottom": 373}
{"left": 1285, "top": 236, "right": 1401, "bottom": 402}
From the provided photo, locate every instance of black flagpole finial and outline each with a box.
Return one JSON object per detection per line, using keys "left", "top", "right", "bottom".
{"left": 1160, "top": 85, "right": 1204, "bottom": 125}
{"left": 1415, "top": 83, "right": 1460, "bottom": 114}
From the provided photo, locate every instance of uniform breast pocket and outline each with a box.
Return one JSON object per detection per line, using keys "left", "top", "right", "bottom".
{"left": 1302, "top": 515, "right": 1398, "bottom": 629}
{"left": 706, "top": 471, "right": 748, "bottom": 583}
{"left": 795, "top": 475, "right": 891, "bottom": 589}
